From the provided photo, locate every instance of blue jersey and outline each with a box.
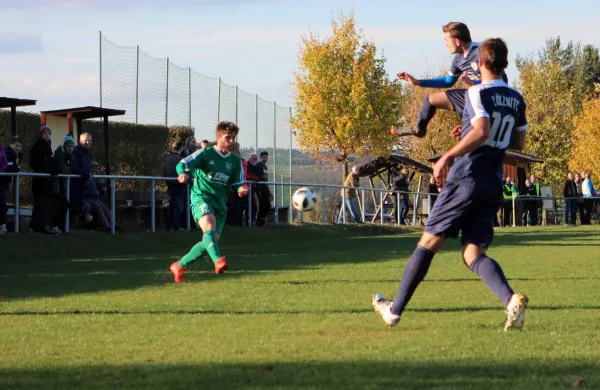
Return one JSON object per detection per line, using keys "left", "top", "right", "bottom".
{"left": 448, "top": 42, "right": 481, "bottom": 81}
{"left": 420, "top": 42, "right": 482, "bottom": 88}
{"left": 446, "top": 79, "right": 528, "bottom": 184}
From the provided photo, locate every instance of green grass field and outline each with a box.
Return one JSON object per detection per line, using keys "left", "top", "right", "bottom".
{"left": 1, "top": 224, "right": 599, "bottom": 389}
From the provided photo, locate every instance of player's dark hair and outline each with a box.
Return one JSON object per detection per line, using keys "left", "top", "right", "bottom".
{"left": 479, "top": 38, "right": 509, "bottom": 75}
{"left": 260, "top": 151, "right": 269, "bottom": 157}
{"left": 215, "top": 121, "right": 239, "bottom": 136}
{"left": 442, "top": 22, "right": 471, "bottom": 43}
{"left": 11, "top": 136, "right": 23, "bottom": 145}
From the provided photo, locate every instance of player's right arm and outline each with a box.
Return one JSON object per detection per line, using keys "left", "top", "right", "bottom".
{"left": 176, "top": 149, "right": 205, "bottom": 182}
{"left": 399, "top": 56, "right": 461, "bottom": 88}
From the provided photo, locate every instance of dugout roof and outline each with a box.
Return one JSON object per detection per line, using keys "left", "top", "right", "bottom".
{"left": 0, "top": 97, "right": 38, "bottom": 137}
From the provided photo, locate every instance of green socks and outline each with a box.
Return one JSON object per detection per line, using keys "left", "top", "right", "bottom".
{"left": 178, "top": 241, "right": 206, "bottom": 267}
{"left": 178, "top": 230, "right": 221, "bottom": 268}
{"left": 202, "top": 230, "right": 221, "bottom": 263}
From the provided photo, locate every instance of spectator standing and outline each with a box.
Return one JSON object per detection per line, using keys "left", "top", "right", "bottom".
{"left": 338, "top": 165, "right": 362, "bottom": 223}
{"left": 29, "top": 125, "right": 53, "bottom": 233}
{"left": 0, "top": 137, "right": 23, "bottom": 234}
{"left": 528, "top": 175, "right": 541, "bottom": 226}
{"left": 502, "top": 177, "right": 518, "bottom": 227}
{"left": 581, "top": 170, "right": 597, "bottom": 225}
{"left": 391, "top": 167, "right": 411, "bottom": 225}
{"left": 164, "top": 141, "right": 185, "bottom": 231}
{"left": 49, "top": 135, "right": 75, "bottom": 234}
{"left": 562, "top": 172, "right": 578, "bottom": 225}
{"left": 255, "top": 151, "right": 271, "bottom": 227}
{"left": 200, "top": 140, "right": 209, "bottom": 150}
{"left": 427, "top": 176, "right": 439, "bottom": 209}
{"left": 180, "top": 136, "right": 197, "bottom": 158}
{"left": 246, "top": 153, "right": 262, "bottom": 225}
{"left": 574, "top": 173, "right": 585, "bottom": 223}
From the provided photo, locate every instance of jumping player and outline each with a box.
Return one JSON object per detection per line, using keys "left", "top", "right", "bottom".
{"left": 169, "top": 121, "right": 248, "bottom": 283}
{"left": 373, "top": 38, "right": 529, "bottom": 332}
{"left": 392, "top": 22, "right": 486, "bottom": 138}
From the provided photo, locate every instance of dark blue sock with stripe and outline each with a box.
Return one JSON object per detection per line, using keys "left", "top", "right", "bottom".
{"left": 469, "top": 255, "right": 514, "bottom": 307}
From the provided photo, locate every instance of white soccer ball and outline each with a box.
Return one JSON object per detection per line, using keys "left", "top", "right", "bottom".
{"left": 292, "top": 187, "right": 317, "bottom": 212}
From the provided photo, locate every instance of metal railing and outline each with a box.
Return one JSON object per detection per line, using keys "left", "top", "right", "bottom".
{"left": 2, "top": 172, "right": 599, "bottom": 234}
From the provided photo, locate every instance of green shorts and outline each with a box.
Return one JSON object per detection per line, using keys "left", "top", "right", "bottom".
{"left": 191, "top": 199, "right": 226, "bottom": 235}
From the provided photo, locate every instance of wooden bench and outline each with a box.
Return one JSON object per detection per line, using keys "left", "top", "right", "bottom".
{"left": 114, "top": 190, "right": 170, "bottom": 227}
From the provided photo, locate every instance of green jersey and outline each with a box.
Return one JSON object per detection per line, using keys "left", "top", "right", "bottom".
{"left": 176, "top": 146, "right": 244, "bottom": 215}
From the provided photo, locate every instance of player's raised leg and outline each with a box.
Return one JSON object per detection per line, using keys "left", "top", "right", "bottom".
{"left": 391, "top": 92, "right": 454, "bottom": 138}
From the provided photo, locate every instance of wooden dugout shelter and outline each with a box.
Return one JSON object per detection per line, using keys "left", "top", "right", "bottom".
{"left": 356, "top": 153, "right": 434, "bottom": 224}
{"left": 40, "top": 106, "right": 125, "bottom": 175}
{"left": 0, "top": 97, "right": 37, "bottom": 136}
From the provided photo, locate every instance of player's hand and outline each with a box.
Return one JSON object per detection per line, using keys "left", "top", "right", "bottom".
{"left": 177, "top": 173, "right": 190, "bottom": 184}
{"left": 397, "top": 72, "right": 418, "bottom": 86}
{"left": 238, "top": 184, "right": 249, "bottom": 197}
{"left": 459, "top": 72, "right": 475, "bottom": 86}
{"left": 433, "top": 154, "right": 454, "bottom": 183}
{"left": 450, "top": 125, "right": 462, "bottom": 139}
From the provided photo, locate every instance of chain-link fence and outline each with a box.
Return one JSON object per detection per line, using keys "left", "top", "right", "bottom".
{"left": 99, "top": 32, "right": 293, "bottom": 207}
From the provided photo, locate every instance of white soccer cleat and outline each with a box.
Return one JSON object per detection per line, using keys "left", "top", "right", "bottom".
{"left": 372, "top": 293, "right": 401, "bottom": 327}
{"left": 504, "top": 293, "right": 528, "bottom": 332}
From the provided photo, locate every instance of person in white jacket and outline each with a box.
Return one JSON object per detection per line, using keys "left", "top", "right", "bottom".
{"left": 581, "top": 170, "right": 597, "bottom": 224}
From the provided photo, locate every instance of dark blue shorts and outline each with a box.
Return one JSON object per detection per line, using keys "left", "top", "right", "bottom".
{"left": 425, "top": 180, "right": 501, "bottom": 248}
{"left": 445, "top": 89, "right": 467, "bottom": 117}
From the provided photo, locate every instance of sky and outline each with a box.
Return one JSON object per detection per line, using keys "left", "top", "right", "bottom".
{"left": 1, "top": 0, "right": 599, "bottom": 117}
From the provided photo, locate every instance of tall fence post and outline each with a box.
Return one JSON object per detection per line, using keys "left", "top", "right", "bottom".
{"left": 217, "top": 77, "right": 222, "bottom": 122}
{"left": 397, "top": 192, "right": 400, "bottom": 226}
{"left": 321, "top": 186, "right": 326, "bottom": 222}
{"left": 273, "top": 102, "right": 277, "bottom": 204}
{"left": 110, "top": 178, "right": 116, "bottom": 235}
{"left": 99, "top": 31, "right": 103, "bottom": 107}
{"left": 14, "top": 175, "right": 19, "bottom": 234}
{"left": 289, "top": 106, "right": 293, "bottom": 216}
{"left": 65, "top": 176, "right": 71, "bottom": 233}
{"left": 188, "top": 68, "right": 192, "bottom": 127}
{"left": 380, "top": 191, "right": 384, "bottom": 225}
{"left": 151, "top": 179, "right": 156, "bottom": 233}
{"left": 165, "top": 57, "right": 170, "bottom": 127}
{"left": 135, "top": 45, "right": 140, "bottom": 124}
{"left": 248, "top": 183, "right": 253, "bottom": 227}
{"left": 255, "top": 95, "right": 258, "bottom": 153}
{"left": 235, "top": 86, "right": 239, "bottom": 125}
{"left": 361, "top": 189, "right": 366, "bottom": 222}
{"left": 274, "top": 183, "right": 279, "bottom": 226}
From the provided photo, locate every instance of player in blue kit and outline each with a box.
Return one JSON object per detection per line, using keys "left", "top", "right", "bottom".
{"left": 373, "top": 38, "right": 529, "bottom": 332}
{"left": 393, "top": 22, "right": 494, "bottom": 138}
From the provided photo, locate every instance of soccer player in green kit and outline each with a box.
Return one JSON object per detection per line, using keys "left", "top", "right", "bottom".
{"left": 169, "top": 121, "right": 248, "bottom": 283}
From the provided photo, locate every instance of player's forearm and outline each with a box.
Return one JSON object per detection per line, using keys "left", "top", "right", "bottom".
{"left": 419, "top": 75, "right": 458, "bottom": 88}
{"left": 446, "top": 126, "right": 488, "bottom": 159}
{"left": 175, "top": 161, "right": 187, "bottom": 175}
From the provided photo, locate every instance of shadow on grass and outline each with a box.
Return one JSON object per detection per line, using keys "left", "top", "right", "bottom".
{"left": 0, "top": 360, "right": 596, "bottom": 390}
{"left": 3, "top": 304, "right": 600, "bottom": 316}
{"left": 0, "top": 223, "right": 598, "bottom": 301}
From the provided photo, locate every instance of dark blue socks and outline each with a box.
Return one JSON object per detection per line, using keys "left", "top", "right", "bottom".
{"left": 470, "top": 255, "right": 514, "bottom": 307}
{"left": 416, "top": 95, "right": 436, "bottom": 135}
{"left": 391, "top": 245, "right": 435, "bottom": 315}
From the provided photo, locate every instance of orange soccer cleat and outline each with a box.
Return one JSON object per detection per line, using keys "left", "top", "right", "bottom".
{"left": 170, "top": 261, "right": 185, "bottom": 283}
{"left": 214, "top": 257, "right": 228, "bottom": 275}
